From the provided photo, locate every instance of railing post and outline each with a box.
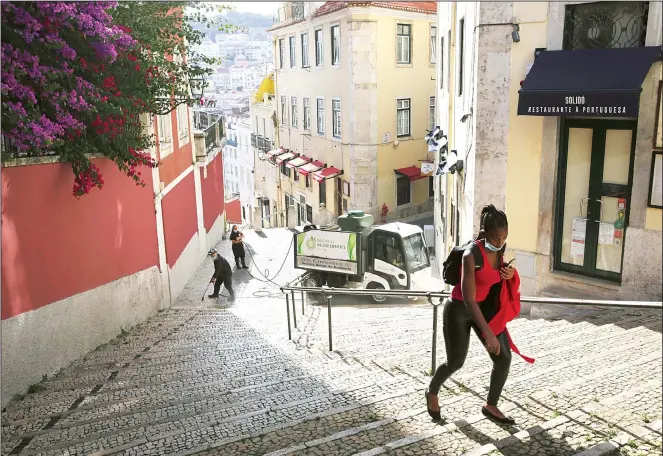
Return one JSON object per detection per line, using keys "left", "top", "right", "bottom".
{"left": 301, "top": 291, "right": 305, "bottom": 315}
{"left": 327, "top": 295, "right": 333, "bottom": 351}
{"left": 291, "top": 290, "right": 297, "bottom": 329}
{"left": 285, "top": 293, "right": 292, "bottom": 340}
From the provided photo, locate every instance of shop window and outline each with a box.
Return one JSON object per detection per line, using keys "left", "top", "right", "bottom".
{"left": 563, "top": 2, "right": 648, "bottom": 51}
{"left": 397, "top": 175, "right": 411, "bottom": 206}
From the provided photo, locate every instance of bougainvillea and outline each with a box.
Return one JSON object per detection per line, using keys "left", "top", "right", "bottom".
{"left": 1, "top": 2, "right": 234, "bottom": 197}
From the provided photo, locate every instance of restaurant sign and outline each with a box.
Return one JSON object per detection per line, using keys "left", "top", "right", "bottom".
{"left": 517, "top": 90, "right": 640, "bottom": 118}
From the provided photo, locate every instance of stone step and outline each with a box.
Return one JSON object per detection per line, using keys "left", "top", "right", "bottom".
{"left": 29, "top": 375, "right": 421, "bottom": 456}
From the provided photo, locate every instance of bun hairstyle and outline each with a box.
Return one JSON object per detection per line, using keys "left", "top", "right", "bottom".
{"left": 477, "top": 204, "right": 508, "bottom": 239}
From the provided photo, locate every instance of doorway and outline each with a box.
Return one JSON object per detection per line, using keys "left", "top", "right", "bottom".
{"left": 554, "top": 119, "right": 636, "bottom": 282}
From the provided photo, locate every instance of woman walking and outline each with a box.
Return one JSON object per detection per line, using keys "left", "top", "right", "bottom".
{"left": 426, "top": 205, "right": 517, "bottom": 424}
{"left": 229, "top": 225, "right": 248, "bottom": 269}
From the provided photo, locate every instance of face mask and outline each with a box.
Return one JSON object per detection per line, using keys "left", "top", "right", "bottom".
{"left": 484, "top": 240, "right": 504, "bottom": 252}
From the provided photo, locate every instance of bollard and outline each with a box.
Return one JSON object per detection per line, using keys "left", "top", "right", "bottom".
{"left": 291, "top": 291, "right": 297, "bottom": 329}
{"left": 285, "top": 293, "right": 292, "bottom": 340}
{"left": 431, "top": 303, "right": 438, "bottom": 376}
{"left": 301, "top": 291, "right": 305, "bottom": 315}
{"left": 327, "top": 295, "right": 333, "bottom": 351}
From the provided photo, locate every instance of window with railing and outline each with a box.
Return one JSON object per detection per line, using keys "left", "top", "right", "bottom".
{"left": 563, "top": 2, "right": 649, "bottom": 50}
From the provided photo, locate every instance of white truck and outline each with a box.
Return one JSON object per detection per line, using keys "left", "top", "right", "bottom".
{"left": 293, "top": 211, "right": 434, "bottom": 303}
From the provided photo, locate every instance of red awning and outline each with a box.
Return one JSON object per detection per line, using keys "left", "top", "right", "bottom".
{"left": 275, "top": 152, "right": 296, "bottom": 164}
{"left": 395, "top": 166, "right": 426, "bottom": 181}
{"left": 298, "top": 160, "right": 325, "bottom": 176}
{"left": 266, "top": 147, "right": 286, "bottom": 159}
{"left": 286, "top": 155, "right": 311, "bottom": 168}
{"left": 312, "top": 166, "right": 343, "bottom": 183}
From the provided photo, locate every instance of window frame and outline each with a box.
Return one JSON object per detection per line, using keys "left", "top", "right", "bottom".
{"left": 430, "top": 24, "right": 437, "bottom": 64}
{"left": 396, "top": 175, "right": 411, "bottom": 206}
{"left": 301, "top": 32, "right": 309, "bottom": 67}
{"left": 429, "top": 96, "right": 436, "bottom": 131}
{"left": 458, "top": 18, "right": 465, "bottom": 97}
{"left": 316, "top": 97, "right": 325, "bottom": 135}
{"left": 291, "top": 96, "right": 298, "bottom": 128}
{"left": 396, "top": 98, "right": 411, "bottom": 138}
{"left": 332, "top": 98, "right": 341, "bottom": 139}
{"left": 278, "top": 38, "right": 285, "bottom": 69}
{"left": 177, "top": 104, "right": 189, "bottom": 143}
{"left": 158, "top": 114, "right": 173, "bottom": 157}
{"left": 331, "top": 24, "right": 341, "bottom": 66}
{"left": 289, "top": 35, "right": 296, "bottom": 68}
{"left": 303, "top": 97, "right": 311, "bottom": 131}
{"left": 314, "top": 28, "right": 324, "bottom": 66}
{"left": 439, "top": 35, "right": 445, "bottom": 89}
{"left": 396, "top": 23, "right": 412, "bottom": 64}
{"left": 319, "top": 178, "right": 326, "bottom": 206}
{"left": 280, "top": 95, "right": 288, "bottom": 126}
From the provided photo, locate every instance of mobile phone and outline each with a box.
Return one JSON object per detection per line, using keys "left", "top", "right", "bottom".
{"left": 506, "top": 258, "right": 515, "bottom": 267}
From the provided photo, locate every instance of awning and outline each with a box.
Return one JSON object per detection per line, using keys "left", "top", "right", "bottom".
{"left": 266, "top": 147, "right": 286, "bottom": 159}
{"left": 298, "top": 160, "right": 325, "bottom": 176}
{"left": 312, "top": 166, "right": 343, "bottom": 183}
{"left": 395, "top": 166, "right": 426, "bottom": 181}
{"left": 518, "top": 46, "right": 662, "bottom": 118}
{"left": 286, "top": 155, "right": 311, "bottom": 169}
{"left": 275, "top": 152, "right": 296, "bottom": 165}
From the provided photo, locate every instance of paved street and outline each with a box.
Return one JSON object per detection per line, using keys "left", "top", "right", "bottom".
{"left": 2, "top": 228, "right": 661, "bottom": 456}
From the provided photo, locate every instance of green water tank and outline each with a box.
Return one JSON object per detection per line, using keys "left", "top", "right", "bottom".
{"left": 337, "top": 210, "right": 374, "bottom": 232}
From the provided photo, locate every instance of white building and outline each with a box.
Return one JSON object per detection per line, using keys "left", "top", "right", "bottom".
{"left": 223, "top": 116, "right": 255, "bottom": 226}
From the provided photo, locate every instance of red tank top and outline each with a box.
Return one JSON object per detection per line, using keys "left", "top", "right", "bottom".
{"left": 451, "top": 241, "right": 501, "bottom": 303}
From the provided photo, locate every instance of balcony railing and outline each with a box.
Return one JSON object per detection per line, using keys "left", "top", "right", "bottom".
{"left": 273, "top": 1, "right": 305, "bottom": 25}
{"left": 194, "top": 115, "right": 225, "bottom": 162}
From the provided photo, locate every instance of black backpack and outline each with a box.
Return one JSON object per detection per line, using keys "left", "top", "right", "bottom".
{"left": 442, "top": 240, "right": 483, "bottom": 286}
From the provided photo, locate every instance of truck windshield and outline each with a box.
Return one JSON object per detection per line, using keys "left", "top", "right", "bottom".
{"left": 402, "top": 234, "right": 430, "bottom": 273}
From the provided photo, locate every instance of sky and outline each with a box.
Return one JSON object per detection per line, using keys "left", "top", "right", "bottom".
{"left": 229, "top": 2, "right": 279, "bottom": 16}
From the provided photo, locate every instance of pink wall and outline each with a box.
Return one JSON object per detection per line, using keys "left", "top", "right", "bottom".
{"left": 1, "top": 159, "right": 159, "bottom": 320}
{"left": 226, "top": 199, "right": 241, "bottom": 225}
{"left": 161, "top": 171, "right": 197, "bottom": 266}
{"left": 200, "top": 153, "right": 225, "bottom": 233}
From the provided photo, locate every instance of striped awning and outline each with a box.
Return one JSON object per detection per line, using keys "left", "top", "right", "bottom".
{"left": 298, "top": 160, "right": 325, "bottom": 176}
{"left": 312, "top": 166, "right": 343, "bottom": 182}
{"left": 275, "top": 152, "right": 296, "bottom": 165}
{"left": 266, "top": 147, "right": 287, "bottom": 159}
{"left": 286, "top": 155, "right": 311, "bottom": 169}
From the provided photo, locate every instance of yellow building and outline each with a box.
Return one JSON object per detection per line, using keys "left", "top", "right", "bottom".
{"left": 435, "top": 1, "right": 662, "bottom": 303}
{"left": 266, "top": 1, "right": 438, "bottom": 227}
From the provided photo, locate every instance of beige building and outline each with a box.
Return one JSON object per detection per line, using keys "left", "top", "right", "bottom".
{"left": 434, "top": 1, "right": 662, "bottom": 302}
{"left": 266, "top": 1, "right": 438, "bottom": 227}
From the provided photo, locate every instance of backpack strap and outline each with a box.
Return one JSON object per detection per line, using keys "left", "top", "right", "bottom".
{"left": 469, "top": 241, "right": 484, "bottom": 270}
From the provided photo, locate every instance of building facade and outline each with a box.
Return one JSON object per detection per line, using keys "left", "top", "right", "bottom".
{"left": 434, "top": 1, "right": 662, "bottom": 302}
{"left": 223, "top": 115, "right": 255, "bottom": 226}
{"left": 267, "top": 1, "right": 438, "bottom": 227}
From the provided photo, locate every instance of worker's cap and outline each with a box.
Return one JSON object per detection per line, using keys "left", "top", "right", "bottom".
{"left": 207, "top": 249, "right": 217, "bottom": 256}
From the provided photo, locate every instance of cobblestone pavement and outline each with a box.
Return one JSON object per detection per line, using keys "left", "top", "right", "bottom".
{"left": 2, "top": 228, "right": 661, "bottom": 456}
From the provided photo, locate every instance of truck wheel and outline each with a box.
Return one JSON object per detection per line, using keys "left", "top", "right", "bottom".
{"left": 367, "top": 283, "right": 387, "bottom": 303}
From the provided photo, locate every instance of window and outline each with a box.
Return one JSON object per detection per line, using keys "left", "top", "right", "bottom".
{"left": 429, "top": 96, "right": 436, "bottom": 131}
{"left": 397, "top": 24, "right": 411, "bottom": 64}
{"left": 315, "top": 29, "right": 323, "bottom": 66}
{"left": 294, "top": 169, "right": 300, "bottom": 182}
{"left": 331, "top": 25, "right": 340, "bottom": 65}
{"left": 278, "top": 38, "right": 285, "bottom": 69}
{"left": 397, "top": 175, "right": 411, "bottom": 206}
{"left": 430, "top": 25, "right": 437, "bottom": 64}
{"left": 291, "top": 96, "right": 298, "bottom": 128}
{"left": 439, "top": 35, "right": 445, "bottom": 89}
{"left": 319, "top": 179, "right": 326, "bottom": 206}
{"left": 158, "top": 114, "right": 172, "bottom": 156}
{"left": 316, "top": 98, "right": 325, "bottom": 134}
{"left": 342, "top": 198, "right": 348, "bottom": 212}
{"left": 458, "top": 18, "right": 465, "bottom": 96}
{"left": 289, "top": 36, "right": 296, "bottom": 68}
{"left": 305, "top": 175, "right": 311, "bottom": 188}
{"left": 280, "top": 161, "right": 291, "bottom": 177}
{"left": 177, "top": 104, "right": 189, "bottom": 140}
{"left": 396, "top": 98, "right": 411, "bottom": 137}
{"left": 301, "top": 32, "right": 309, "bottom": 67}
{"left": 429, "top": 176, "right": 434, "bottom": 198}
{"left": 332, "top": 99, "right": 341, "bottom": 138}
{"left": 280, "top": 96, "right": 288, "bottom": 126}
{"left": 303, "top": 97, "right": 311, "bottom": 130}
{"left": 306, "top": 204, "right": 313, "bottom": 223}
{"left": 375, "top": 232, "right": 405, "bottom": 268}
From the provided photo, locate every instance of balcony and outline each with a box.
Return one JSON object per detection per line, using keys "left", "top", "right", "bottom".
{"left": 194, "top": 115, "right": 225, "bottom": 163}
{"left": 273, "top": 1, "right": 305, "bottom": 25}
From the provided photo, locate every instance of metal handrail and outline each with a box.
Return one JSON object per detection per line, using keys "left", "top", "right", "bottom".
{"left": 280, "top": 283, "right": 662, "bottom": 374}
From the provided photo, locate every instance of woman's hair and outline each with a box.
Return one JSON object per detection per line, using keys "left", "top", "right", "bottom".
{"left": 478, "top": 204, "right": 508, "bottom": 238}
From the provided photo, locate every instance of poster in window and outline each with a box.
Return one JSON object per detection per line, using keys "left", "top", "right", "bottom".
{"left": 648, "top": 150, "right": 662, "bottom": 208}
{"left": 570, "top": 217, "right": 586, "bottom": 260}
{"left": 655, "top": 81, "right": 662, "bottom": 149}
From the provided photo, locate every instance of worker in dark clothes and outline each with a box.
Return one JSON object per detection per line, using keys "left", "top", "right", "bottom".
{"left": 229, "top": 225, "right": 248, "bottom": 269}
{"left": 208, "top": 249, "right": 235, "bottom": 300}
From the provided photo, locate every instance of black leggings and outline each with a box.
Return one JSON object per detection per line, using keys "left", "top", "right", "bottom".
{"left": 429, "top": 299, "right": 511, "bottom": 406}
